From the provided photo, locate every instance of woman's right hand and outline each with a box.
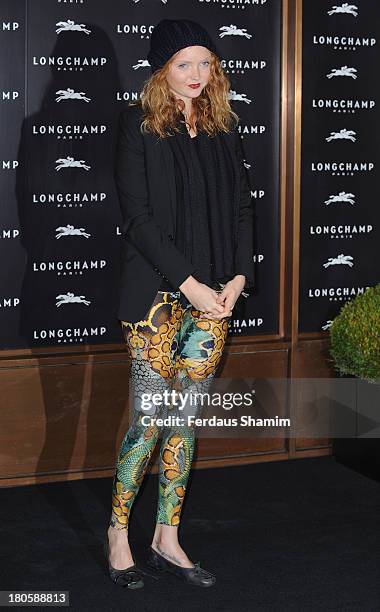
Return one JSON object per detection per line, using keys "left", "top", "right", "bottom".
{"left": 179, "top": 276, "right": 229, "bottom": 319}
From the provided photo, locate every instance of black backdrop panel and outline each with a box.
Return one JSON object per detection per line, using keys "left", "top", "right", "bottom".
{"left": 0, "top": 1, "right": 26, "bottom": 348}
{"left": 299, "top": 0, "right": 379, "bottom": 332}
{"left": 0, "top": 0, "right": 282, "bottom": 348}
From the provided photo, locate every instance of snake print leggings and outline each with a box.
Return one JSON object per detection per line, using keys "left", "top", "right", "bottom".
{"left": 109, "top": 288, "right": 230, "bottom": 530}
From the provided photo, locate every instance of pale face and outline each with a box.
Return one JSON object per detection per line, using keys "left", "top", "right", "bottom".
{"left": 166, "top": 45, "right": 211, "bottom": 111}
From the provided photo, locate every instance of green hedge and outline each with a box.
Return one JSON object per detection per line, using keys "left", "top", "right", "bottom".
{"left": 329, "top": 284, "right": 380, "bottom": 384}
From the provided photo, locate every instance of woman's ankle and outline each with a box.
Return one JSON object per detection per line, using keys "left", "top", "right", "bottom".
{"left": 153, "top": 522, "right": 178, "bottom": 543}
{"left": 108, "top": 524, "right": 129, "bottom": 542}
{"left": 152, "top": 537, "right": 181, "bottom": 552}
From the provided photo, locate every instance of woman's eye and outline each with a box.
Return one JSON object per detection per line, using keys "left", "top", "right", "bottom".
{"left": 178, "top": 61, "right": 209, "bottom": 68}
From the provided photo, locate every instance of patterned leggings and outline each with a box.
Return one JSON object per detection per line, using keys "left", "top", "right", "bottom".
{"left": 109, "top": 288, "right": 230, "bottom": 530}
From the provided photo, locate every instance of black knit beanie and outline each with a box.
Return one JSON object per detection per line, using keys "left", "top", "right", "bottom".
{"left": 147, "top": 18, "right": 220, "bottom": 74}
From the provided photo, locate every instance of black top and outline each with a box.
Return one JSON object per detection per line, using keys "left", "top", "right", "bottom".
{"left": 159, "top": 122, "right": 239, "bottom": 293}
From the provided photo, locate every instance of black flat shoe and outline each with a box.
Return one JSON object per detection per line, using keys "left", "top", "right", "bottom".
{"left": 146, "top": 546, "right": 216, "bottom": 587}
{"left": 104, "top": 533, "right": 158, "bottom": 588}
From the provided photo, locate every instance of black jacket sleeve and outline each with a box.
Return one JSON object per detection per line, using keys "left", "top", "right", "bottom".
{"left": 114, "top": 106, "right": 196, "bottom": 289}
{"left": 233, "top": 127, "right": 255, "bottom": 296}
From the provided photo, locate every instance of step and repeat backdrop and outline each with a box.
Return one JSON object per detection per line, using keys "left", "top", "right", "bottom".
{"left": 0, "top": 0, "right": 281, "bottom": 349}
{"left": 299, "top": 1, "right": 379, "bottom": 332}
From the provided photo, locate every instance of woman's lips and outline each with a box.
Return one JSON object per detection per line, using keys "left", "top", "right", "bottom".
{"left": 188, "top": 83, "right": 200, "bottom": 89}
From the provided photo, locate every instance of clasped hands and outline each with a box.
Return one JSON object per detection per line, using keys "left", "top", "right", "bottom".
{"left": 179, "top": 275, "right": 246, "bottom": 320}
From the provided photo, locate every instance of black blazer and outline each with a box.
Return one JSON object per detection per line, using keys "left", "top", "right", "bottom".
{"left": 114, "top": 103, "right": 254, "bottom": 323}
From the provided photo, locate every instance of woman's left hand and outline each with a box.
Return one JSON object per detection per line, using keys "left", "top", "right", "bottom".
{"left": 198, "top": 275, "right": 246, "bottom": 319}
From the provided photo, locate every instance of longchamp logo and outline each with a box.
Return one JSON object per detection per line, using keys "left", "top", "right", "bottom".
{"left": 33, "top": 259, "right": 107, "bottom": 275}
{"left": 325, "top": 128, "right": 356, "bottom": 142}
{"left": 312, "top": 98, "right": 376, "bottom": 113}
{"left": 308, "top": 285, "right": 369, "bottom": 301}
{"left": 324, "top": 191, "right": 356, "bottom": 206}
{"left": 228, "top": 90, "right": 252, "bottom": 104}
{"left": 33, "top": 192, "right": 107, "bottom": 207}
{"left": 219, "top": 25, "right": 252, "bottom": 39}
{"left": 56, "top": 292, "right": 91, "bottom": 306}
{"left": 311, "top": 161, "right": 374, "bottom": 176}
{"left": 313, "top": 35, "right": 376, "bottom": 50}
{"left": 35, "top": 125, "right": 105, "bottom": 139}
{"left": 310, "top": 224, "right": 373, "bottom": 239}
{"left": 32, "top": 56, "right": 107, "bottom": 70}
{"left": 327, "top": 3, "right": 358, "bottom": 17}
{"left": 55, "top": 156, "right": 91, "bottom": 170}
{"left": 327, "top": 65, "right": 357, "bottom": 79}
{"left": 323, "top": 254, "right": 354, "bottom": 268}
{"left": 133, "top": 59, "right": 150, "bottom": 70}
{"left": 55, "top": 224, "right": 91, "bottom": 238}
{"left": 55, "top": 88, "right": 91, "bottom": 102}
{"left": 33, "top": 325, "right": 107, "bottom": 343}
{"left": 55, "top": 19, "right": 91, "bottom": 35}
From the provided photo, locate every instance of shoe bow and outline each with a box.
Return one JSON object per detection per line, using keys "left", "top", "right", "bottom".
{"left": 193, "top": 561, "right": 216, "bottom": 580}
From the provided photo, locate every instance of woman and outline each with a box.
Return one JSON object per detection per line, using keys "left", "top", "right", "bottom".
{"left": 105, "top": 18, "right": 255, "bottom": 589}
